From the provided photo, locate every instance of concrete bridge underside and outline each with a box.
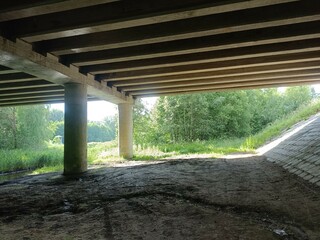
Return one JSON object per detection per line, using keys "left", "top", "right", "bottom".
{"left": 0, "top": 0, "right": 320, "bottom": 175}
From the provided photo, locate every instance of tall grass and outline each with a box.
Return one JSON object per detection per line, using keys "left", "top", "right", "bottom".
{"left": 243, "top": 99, "right": 320, "bottom": 149}
{"left": 0, "top": 144, "right": 63, "bottom": 173}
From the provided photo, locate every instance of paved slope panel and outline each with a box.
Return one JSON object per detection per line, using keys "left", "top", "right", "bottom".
{"left": 263, "top": 115, "right": 320, "bottom": 186}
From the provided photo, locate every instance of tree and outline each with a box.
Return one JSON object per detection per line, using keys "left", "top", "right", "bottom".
{"left": 88, "top": 120, "right": 116, "bottom": 142}
{"left": 133, "top": 99, "right": 154, "bottom": 146}
{"left": 49, "top": 109, "right": 64, "bottom": 122}
{"left": 0, "top": 105, "right": 52, "bottom": 149}
{"left": 142, "top": 86, "right": 314, "bottom": 144}
{"left": 0, "top": 107, "right": 18, "bottom": 149}
{"left": 16, "top": 105, "right": 52, "bottom": 148}
{"left": 283, "top": 86, "right": 312, "bottom": 113}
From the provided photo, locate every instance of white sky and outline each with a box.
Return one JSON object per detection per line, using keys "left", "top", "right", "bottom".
{"left": 51, "top": 97, "right": 158, "bottom": 121}
{"left": 51, "top": 84, "right": 320, "bottom": 121}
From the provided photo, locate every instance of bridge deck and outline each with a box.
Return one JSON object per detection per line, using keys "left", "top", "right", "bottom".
{"left": 0, "top": 0, "right": 320, "bottom": 105}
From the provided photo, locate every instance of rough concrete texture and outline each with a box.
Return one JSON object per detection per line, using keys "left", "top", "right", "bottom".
{"left": 1, "top": 157, "right": 320, "bottom": 240}
{"left": 263, "top": 114, "right": 320, "bottom": 187}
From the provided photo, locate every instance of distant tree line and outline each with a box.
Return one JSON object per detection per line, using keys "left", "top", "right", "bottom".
{"left": 0, "top": 106, "right": 117, "bottom": 149}
{"left": 133, "top": 86, "right": 315, "bottom": 145}
{"left": 48, "top": 109, "right": 117, "bottom": 144}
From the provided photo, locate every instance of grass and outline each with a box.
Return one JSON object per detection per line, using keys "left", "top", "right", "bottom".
{"left": 0, "top": 144, "right": 63, "bottom": 173}
{"left": 242, "top": 99, "right": 320, "bottom": 149}
{"left": 131, "top": 138, "right": 253, "bottom": 161}
{"left": 1, "top": 99, "right": 320, "bottom": 174}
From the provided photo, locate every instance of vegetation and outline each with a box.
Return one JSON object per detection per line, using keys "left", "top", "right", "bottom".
{"left": 243, "top": 99, "right": 320, "bottom": 149}
{"left": 0, "top": 85, "right": 319, "bottom": 175}
{"left": 134, "top": 86, "right": 313, "bottom": 145}
{"left": 0, "top": 144, "right": 63, "bottom": 173}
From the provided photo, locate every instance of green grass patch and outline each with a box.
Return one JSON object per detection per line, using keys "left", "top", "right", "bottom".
{"left": 132, "top": 138, "right": 253, "bottom": 161}
{"left": 87, "top": 141, "right": 122, "bottom": 164}
{"left": 243, "top": 99, "right": 320, "bottom": 149}
{"left": 32, "top": 164, "right": 63, "bottom": 174}
{"left": 0, "top": 144, "right": 63, "bottom": 173}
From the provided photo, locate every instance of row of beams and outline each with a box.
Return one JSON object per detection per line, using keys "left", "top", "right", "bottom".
{"left": 0, "top": 91, "right": 65, "bottom": 102}
{"left": 34, "top": 0, "right": 320, "bottom": 55}
{"left": 79, "top": 38, "right": 320, "bottom": 74}
{"left": 131, "top": 78, "right": 320, "bottom": 96}
{"left": 0, "top": 95, "right": 99, "bottom": 107}
{"left": 0, "top": 0, "right": 120, "bottom": 22}
{"left": 62, "top": 21, "right": 320, "bottom": 67}
{"left": 0, "top": 66, "right": 19, "bottom": 75}
{"left": 0, "top": 80, "right": 58, "bottom": 91}
{"left": 119, "top": 71, "right": 320, "bottom": 92}
{"left": 0, "top": 96, "right": 65, "bottom": 105}
{"left": 0, "top": 86, "right": 64, "bottom": 96}
{"left": 0, "top": 72, "right": 41, "bottom": 83}
{"left": 138, "top": 81, "right": 320, "bottom": 98}
{"left": 1, "top": 0, "right": 294, "bottom": 41}
{"left": 102, "top": 51, "right": 320, "bottom": 81}
{"left": 111, "top": 61, "right": 320, "bottom": 87}
{"left": 0, "top": 37, "right": 131, "bottom": 104}
{"left": 0, "top": 99, "right": 65, "bottom": 107}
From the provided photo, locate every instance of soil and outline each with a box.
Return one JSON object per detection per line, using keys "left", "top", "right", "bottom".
{"left": 0, "top": 156, "right": 319, "bottom": 240}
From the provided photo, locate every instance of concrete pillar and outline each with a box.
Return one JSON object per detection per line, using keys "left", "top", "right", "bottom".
{"left": 64, "top": 83, "right": 87, "bottom": 175}
{"left": 118, "top": 103, "right": 133, "bottom": 159}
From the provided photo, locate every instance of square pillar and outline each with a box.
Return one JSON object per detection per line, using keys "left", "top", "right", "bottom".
{"left": 118, "top": 103, "right": 133, "bottom": 159}
{"left": 64, "top": 83, "right": 87, "bottom": 175}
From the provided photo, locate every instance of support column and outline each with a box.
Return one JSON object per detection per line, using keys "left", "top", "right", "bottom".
{"left": 118, "top": 103, "right": 133, "bottom": 159}
{"left": 64, "top": 83, "right": 87, "bottom": 175}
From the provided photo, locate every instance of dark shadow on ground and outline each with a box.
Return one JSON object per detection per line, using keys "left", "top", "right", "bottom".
{"left": 0, "top": 156, "right": 319, "bottom": 240}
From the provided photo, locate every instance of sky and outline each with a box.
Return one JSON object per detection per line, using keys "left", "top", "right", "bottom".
{"left": 51, "top": 97, "right": 158, "bottom": 121}
{"left": 51, "top": 85, "right": 320, "bottom": 121}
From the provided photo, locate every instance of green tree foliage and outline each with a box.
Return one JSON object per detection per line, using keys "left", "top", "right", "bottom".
{"left": 153, "top": 95, "right": 210, "bottom": 142}
{"left": 0, "top": 107, "right": 18, "bottom": 149}
{"left": 0, "top": 105, "right": 51, "bottom": 149}
{"left": 134, "top": 86, "right": 314, "bottom": 144}
{"left": 88, "top": 117, "right": 117, "bottom": 142}
{"left": 48, "top": 108, "right": 117, "bottom": 143}
{"left": 48, "top": 109, "right": 64, "bottom": 122}
{"left": 133, "top": 99, "right": 154, "bottom": 146}
{"left": 283, "top": 86, "right": 312, "bottom": 113}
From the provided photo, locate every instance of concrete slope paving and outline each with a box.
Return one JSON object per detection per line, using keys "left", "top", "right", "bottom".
{"left": 260, "top": 113, "right": 320, "bottom": 187}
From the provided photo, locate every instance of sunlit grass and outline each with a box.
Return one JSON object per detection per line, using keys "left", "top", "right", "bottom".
{"left": 242, "top": 99, "right": 320, "bottom": 149}
{"left": 0, "top": 144, "right": 63, "bottom": 173}
{"left": 32, "top": 164, "right": 63, "bottom": 174}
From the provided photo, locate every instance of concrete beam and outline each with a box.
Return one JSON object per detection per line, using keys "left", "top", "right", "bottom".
{"left": 79, "top": 38, "right": 320, "bottom": 73}
{"left": 100, "top": 50, "right": 320, "bottom": 81}
{"left": 35, "top": 0, "right": 320, "bottom": 55}
{"left": 0, "top": 0, "right": 120, "bottom": 22}
{"left": 136, "top": 80, "right": 320, "bottom": 98}
{"left": 64, "top": 83, "right": 88, "bottom": 175}
{"left": 0, "top": 36, "right": 132, "bottom": 105}
{"left": 118, "top": 103, "right": 133, "bottom": 159}
{"left": 110, "top": 60, "right": 320, "bottom": 87}
{"left": 120, "top": 73, "right": 320, "bottom": 92}
{"left": 130, "top": 77, "right": 320, "bottom": 96}
{"left": 2, "top": 0, "right": 294, "bottom": 41}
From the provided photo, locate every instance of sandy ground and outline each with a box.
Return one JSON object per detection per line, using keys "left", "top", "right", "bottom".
{"left": 0, "top": 156, "right": 320, "bottom": 240}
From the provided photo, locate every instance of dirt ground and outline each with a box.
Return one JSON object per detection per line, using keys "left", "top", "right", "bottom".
{"left": 0, "top": 156, "right": 320, "bottom": 240}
